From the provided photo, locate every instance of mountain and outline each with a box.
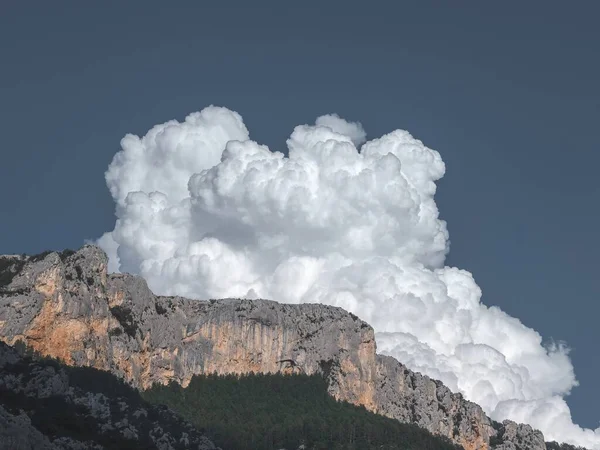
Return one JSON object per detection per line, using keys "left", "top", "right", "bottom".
{"left": 0, "top": 245, "right": 573, "bottom": 450}
{"left": 0, "top": 339, "right": 218, "bottom": 450}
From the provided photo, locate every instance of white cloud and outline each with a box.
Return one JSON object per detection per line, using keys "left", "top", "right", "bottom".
{"left": 315, "top": 113, "right": 367, "bottom": 147}
{"left": 100, "top": 106, "right": 598, "bottom": 448}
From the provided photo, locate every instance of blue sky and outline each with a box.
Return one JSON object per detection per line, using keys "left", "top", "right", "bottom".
{"left": 1, "top": 1, "right": 598, "bottom": 429}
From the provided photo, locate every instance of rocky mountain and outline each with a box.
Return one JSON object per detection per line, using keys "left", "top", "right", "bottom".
{"left": 0, "top": 339, "right": 218, "bottom": 450}
{"left": 0, "top": 245, "right": 564, "bottom": 450}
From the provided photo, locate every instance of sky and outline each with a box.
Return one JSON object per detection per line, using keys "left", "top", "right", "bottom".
{"left": 1, "top": 0, "right": 598, "bottom": 439}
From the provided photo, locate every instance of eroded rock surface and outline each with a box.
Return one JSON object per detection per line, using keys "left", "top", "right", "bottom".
{"left": 0, "top": 340, "right": 218, "bottom": 450}
{"left": 0, "top": 245, "right": 557, "bottom": 449}
{"left": 490, "top": 421, "right": 546, "bottom": 450}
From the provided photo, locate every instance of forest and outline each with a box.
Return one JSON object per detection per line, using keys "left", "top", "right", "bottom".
{"left": 142, "top": 372, "right": 461, "bottom": 450}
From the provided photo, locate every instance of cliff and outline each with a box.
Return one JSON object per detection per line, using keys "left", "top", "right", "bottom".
{"left": 0, "top": 340, "right": 218, "bottom": 450}
{"left": 0, "top": 245, "right": 548, "bottom": 450}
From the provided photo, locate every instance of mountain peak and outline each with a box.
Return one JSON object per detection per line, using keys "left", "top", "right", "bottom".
{"left": 0, "top": 246, "right": 554, "bottom": 450}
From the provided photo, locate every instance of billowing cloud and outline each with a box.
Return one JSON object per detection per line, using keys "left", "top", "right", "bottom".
{"left": 314, "top": 113, "right": 367, "bottom": 147}
{"left": 99, "top": 106, "right": 599, "bottom": 448}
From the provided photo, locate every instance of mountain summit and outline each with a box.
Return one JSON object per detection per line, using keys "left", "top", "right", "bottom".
{"left": 0, "top": 245, "right": 560, "bottom": 450}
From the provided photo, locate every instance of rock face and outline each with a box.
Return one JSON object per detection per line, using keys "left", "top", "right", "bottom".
{"left": 0, "top": 246, "right": 549, "bottom": 450}
{"left": 490, "top": 421, "right": 546, "bottom": 450}
{"left": 0, "top": 340, "right": 218, "bottom": 450}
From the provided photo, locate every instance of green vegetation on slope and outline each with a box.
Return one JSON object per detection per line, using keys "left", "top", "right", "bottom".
{"left": 1, "top": 341, "right": 215, "bottom": 449}
{"left": 142, "top": 372, "right": 461, "bottom": 450}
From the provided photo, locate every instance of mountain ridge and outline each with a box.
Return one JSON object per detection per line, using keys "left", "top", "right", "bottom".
{"left": 0, "top": 245, "right": 577, "bottom": 450}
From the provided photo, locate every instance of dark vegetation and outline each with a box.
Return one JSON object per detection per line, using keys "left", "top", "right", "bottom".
{"left": 155, "top": 301, "right": 168, "bottom": 315}
{"left": 488, "top": 420, "right": 504, "bottom": 446}
{"left": 58, "top": 248, "right": 76, "bottom": 261}
{"left": 110, "top": 304, "right": 140, "bottom": 338}
{"left": 547, "top": 442, "right": 588, "bottom": 450}
{"left": 5, "top": 341, "right": 463, "bottom": 449}
{"left": 2, "top": 341, "right": 211, "bottom": 449}
{"left": 0, "top": 255, "right": 27, "bottom": 287}
{"left": 0, "top": 248, "right": 75, "bottom": 288}
{"left": 142, "top": 372, "right": 462, "bottom": 450}
{"left": 10, "top": 341, "right": 140, "bottom": 400}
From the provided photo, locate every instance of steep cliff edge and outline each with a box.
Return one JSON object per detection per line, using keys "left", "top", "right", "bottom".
{"left": 0, "top": 245, "right": 548, "bottom": 450}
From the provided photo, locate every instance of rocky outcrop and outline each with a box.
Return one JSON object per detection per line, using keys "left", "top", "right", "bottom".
{"left": 490, "top": 421, "right": 546, "bottom": 450}
{"left": 0, "top": 340, "right": 218, "bottom": 450}
{"left": 0, "top": 404, "right": 57, "bottom": 450}
{"left": 0, "top": 246, "right": 555, "bottom": 450}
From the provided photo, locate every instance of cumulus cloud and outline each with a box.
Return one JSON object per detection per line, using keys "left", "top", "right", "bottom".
{"left": 314, "top": 113, "right": 367, "bottom": 147}
{"left": 99, "top": 106, "right": 599, "bottom": 448}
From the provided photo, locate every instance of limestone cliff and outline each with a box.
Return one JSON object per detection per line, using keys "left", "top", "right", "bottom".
{"left": 0, "top": 245, "right": 548, "bottom": 450}
{"left": 0, "top": 340, "right": 218, "bottom": 450}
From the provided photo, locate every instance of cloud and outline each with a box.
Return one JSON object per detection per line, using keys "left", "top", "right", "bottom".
{"left": 314, "top": 113, "right": 367, "bottom": 147}
{"left": 99, "top": 106, "right": 598, "bottom": 448}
